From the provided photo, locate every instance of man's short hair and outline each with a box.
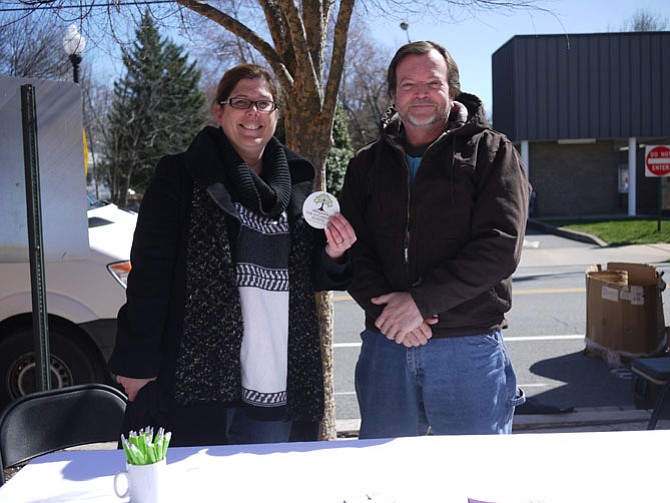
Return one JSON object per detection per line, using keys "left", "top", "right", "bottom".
{"left": 387, "top": 41, "right": 461, "bottom": 100}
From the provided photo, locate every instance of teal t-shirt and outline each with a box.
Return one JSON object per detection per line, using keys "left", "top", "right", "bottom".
{"left": 402, "top": 133, "right": 429, "bottom": 194}
{"left": 406, "top": 154, "right": 422, "bottom": 193}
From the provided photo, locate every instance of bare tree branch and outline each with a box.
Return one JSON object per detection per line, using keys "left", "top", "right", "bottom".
{"left": 620, "top": 8, "right": 668, "bottom": 32}
{"left": 173, "top": 0, "right": 293, "bottom": 87}
{"left": 275, "top": 0, "right": 320, "bottom": 98}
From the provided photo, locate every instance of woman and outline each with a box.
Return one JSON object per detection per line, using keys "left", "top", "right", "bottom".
{"left": 108, "top": 64, "right": 356, "bottom": 447}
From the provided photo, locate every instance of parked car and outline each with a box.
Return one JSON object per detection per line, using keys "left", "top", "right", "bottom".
{"left": 0, "top": 194, "right": 136, "bottom": 409}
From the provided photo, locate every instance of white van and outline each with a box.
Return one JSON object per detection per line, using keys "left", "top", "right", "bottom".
{"left": 0, "top": 194, "right": 136, "bottom": 409}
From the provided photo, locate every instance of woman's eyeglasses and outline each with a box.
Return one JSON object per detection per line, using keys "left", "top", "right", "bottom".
{"left": 219, "top": 97, "right": 278, "bottom": 112}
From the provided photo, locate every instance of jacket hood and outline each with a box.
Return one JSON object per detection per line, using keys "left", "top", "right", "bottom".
{"left": 380, "top": 92, "right": 490, "bottom": 139}
{"left": 376, "top": 92, "right": 492, "bottom": 210}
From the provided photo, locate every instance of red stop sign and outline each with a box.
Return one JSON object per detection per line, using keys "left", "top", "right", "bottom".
{"left": 646, "top": 145, "right": 670, "bottom": 177}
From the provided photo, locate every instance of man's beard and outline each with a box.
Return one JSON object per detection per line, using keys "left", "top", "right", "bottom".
{"left": 404, "top": 103, "right": 451, "bottom": 127}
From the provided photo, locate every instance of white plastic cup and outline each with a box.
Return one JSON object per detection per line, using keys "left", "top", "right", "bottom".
{"left": 113, "top": 459, "right": 165, "bottom": 503}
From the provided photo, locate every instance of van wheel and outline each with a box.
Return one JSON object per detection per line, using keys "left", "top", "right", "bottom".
{"left": 0, "top": 326, "right": 106, "bottom": 410}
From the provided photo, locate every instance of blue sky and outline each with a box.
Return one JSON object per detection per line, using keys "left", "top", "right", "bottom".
{"left": 370, "top": 0, "right": 670, "bottom": 116}
{"left": 87, "top": 0, "right": 669, "bottom": 117}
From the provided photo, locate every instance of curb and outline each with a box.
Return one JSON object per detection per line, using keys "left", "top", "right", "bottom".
{"left": 335, "top": 408, "right": 656, "bottom": 437}
{"left": 511, "top": 408, "right": 651, "bottom": 432}
{"left": 527, "top": 219, "right": 607, "bottom": 246}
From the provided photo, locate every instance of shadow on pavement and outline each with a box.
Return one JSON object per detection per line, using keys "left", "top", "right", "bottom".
{"left": 515, "top": 350, "right": 636, "bottom": 413}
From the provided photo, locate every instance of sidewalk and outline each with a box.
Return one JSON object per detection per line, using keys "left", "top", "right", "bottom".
{"left": 523, "top": 220, "right": 670, "bottom": 268}
{"left": 520, "top": 241, "right": 670, "bottom": 269}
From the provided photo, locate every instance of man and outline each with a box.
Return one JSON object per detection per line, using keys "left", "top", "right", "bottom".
{"left": 339, "top": 41, "right": 530, "bottom": 438}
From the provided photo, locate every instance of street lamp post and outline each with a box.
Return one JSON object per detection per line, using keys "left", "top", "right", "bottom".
{"left": 63, "top": 25, "right": 86, "bottom": 84}
{"left": 400, "top": 22, "right": 411, "bottom": 43}
{"left": 62, "top": 24, "right": 93, "bottom": 194}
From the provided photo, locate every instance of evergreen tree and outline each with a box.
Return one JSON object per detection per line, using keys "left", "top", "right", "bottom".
{"left": 325, "top": 104, "right": 354, "bottom": 198}
{"left": 103, "top": 11, "right": 206, "bottom": 208}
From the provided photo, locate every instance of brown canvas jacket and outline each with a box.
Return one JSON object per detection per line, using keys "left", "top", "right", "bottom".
{"left": 339, "top": 93, "right": 532, "bottom": 337}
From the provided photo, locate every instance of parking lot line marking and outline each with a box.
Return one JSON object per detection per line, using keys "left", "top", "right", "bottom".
{"left": 505, "top": 334, "right": 584, "bottom": 342}
{"left": 515, "top": 287, "right": 584, "bottom": 295}
{"left": 335, "top": 288, "right": 584, "bottom": 302}
{"left": 334, "top": 334, "right": 584, "bottom": 348}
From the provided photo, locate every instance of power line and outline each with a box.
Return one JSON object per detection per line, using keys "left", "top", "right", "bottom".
{"left": 0, "top": 1, "right": 175, "bottom": 12}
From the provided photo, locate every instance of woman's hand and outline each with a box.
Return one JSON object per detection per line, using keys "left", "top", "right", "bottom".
{"left": 324, "top": 212, "right": 357, "bottom": 262}
{"left": 116, "top": 375, "right": 157, "bottom": 402}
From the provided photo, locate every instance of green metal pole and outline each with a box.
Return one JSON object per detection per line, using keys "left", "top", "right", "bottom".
{"left": 21, "top": 84, "right": 51, "bottom": 392}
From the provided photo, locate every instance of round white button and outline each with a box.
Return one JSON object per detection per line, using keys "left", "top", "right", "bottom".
{"left": 302, "top": 191, "right": 340, "bottom": 229}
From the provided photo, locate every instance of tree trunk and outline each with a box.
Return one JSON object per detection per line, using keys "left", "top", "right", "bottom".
{"left": 284, "top": 93, "right": 337, "bottom": 440}
{"left": 316, "top": 291, "right": 336, "bottom": 440}
{"left": 283, "top": 98, "right": 333, "bottom": 187}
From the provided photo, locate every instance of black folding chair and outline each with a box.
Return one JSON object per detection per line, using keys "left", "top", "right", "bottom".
{"left": 0, "top": 383, "right": 127, "bottom": 486}
{"left": 647, "top": 379, "right": 670, "bottom": 430}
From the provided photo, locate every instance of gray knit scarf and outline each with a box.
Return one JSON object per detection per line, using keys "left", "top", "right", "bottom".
{"left": 221, "top": 135, "right": 291, "bottom": 219}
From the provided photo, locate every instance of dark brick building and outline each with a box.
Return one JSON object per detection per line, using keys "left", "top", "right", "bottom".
{"left": 492, "top": 32, "right": 670, "bottom": 218}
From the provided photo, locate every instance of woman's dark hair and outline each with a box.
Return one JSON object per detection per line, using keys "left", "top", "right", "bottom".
{"left": 386, "top": 41, "right": 461, "bottom": 99}
{"left": 213, "top": 64, "right": 278, "bottom": 108}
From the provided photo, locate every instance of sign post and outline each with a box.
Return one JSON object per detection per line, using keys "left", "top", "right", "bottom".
{"left": 21, "top": 85, "right": 51, "bottom": 392}
{"left": 644, "top": 145, "right": 670, "bottom": 232}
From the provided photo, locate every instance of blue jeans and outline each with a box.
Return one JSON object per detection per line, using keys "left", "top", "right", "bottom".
{"left": 355, "top": 329, "right": 525, "bottom": 438}
{"left": 226, "top": 407, "right": 293, "bottom": 445}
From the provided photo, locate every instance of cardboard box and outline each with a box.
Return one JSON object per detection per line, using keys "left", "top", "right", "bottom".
{"left": 585, "top": 262, "right": 666, "bottom": 364}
